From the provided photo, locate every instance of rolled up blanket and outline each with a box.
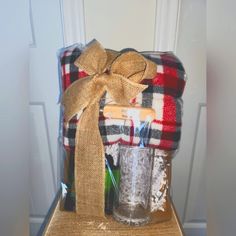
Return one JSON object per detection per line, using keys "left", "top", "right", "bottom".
{"left": 61, "top": 47, "right": 186, "bottom": 151}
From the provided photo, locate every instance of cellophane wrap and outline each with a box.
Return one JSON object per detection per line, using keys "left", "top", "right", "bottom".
{"left": 58, "top": 43, "right": 186, "bottom": 220}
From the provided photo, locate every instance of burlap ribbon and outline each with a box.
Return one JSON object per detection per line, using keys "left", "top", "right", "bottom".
{"left": 62, "top": 40, "right": 157, "bottom": 218}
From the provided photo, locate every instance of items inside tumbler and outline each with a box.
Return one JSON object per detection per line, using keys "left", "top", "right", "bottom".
{"left": 113, "top": 146, "right": 153, "bottom": 226}
{"left": 102, "top": 107, "right": 154, "bottom": 225}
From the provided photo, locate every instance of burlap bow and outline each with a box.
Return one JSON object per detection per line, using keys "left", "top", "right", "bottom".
{"left": 62, "top": 40, "right": 157, "bottom": 218}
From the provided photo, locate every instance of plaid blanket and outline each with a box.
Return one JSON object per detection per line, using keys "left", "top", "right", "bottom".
{"left": 60, "top": 45, "right": 186, "bottom": 151}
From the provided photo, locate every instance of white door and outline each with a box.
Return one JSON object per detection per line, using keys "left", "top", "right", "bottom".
{"left": 29, "top": 0, "right": 64, "bottom": 234}
{"left": 29, "top": 0, "right": 206, "bottom": 235}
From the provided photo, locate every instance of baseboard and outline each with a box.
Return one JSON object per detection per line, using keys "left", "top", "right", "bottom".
{"left": 30, "top": 217, "right": 44, "bottom": 236}
{"left": 183, "top": 222, "right": 207, "bottom": 236}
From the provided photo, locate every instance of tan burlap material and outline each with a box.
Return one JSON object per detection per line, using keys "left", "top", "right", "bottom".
{"left": 44, "top": 201, "right": 183, "bottom": 236}
{"left": 62, "top": 40, "right": 157, "bottom": 218}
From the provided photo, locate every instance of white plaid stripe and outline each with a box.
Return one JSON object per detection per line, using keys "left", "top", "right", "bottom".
{"left": 157, "top": 64, "right": 164, "bottom": 74}
{"left": 65, "top": 63, "right": 70, "bottom": 73}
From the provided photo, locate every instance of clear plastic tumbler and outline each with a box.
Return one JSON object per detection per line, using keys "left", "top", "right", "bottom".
{"left": 113, "top": 145, "right": 153, "bottom": 226}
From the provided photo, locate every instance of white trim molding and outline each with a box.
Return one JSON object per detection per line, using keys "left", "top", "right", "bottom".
{"left": 30, "top": 216, "right": 44, "bottom": 236}
{"left": 154, "top": 0, "right": 181, "bottom": 52}
{"left": 29, "top": 0, "right": 36, "bottom": 47}
{"left": 61, "top": 0, "right": 86, "bottom": 46}
{"left": 183, "top": 222, "right": 207, "bottom": 236}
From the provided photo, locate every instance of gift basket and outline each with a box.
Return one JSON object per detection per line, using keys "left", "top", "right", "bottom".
{"left": 52, "top": 39, "right": 186, "bottom": 235}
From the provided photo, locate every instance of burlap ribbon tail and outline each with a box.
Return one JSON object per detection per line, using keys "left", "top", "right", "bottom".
{"left": 62, "top": 40, "right": 157, "bottom": 218}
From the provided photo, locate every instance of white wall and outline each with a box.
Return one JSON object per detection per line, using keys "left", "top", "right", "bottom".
{"left": 208, "top": 0, "right": 236, "bottom": 235}
{"left": 0, "top": 0, "right": 30, "bottom": 235}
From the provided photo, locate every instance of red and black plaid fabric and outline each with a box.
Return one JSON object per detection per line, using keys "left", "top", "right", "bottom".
{"left": 60, "top": 45, "right": 186, "bottom": 151}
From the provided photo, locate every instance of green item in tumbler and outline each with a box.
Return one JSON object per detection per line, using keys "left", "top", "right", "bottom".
{"left": 105, "top": 169, "right": 120, "bottom": 193}
{"left": 105, "top": 154, "right": 120, "bottom": 214}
